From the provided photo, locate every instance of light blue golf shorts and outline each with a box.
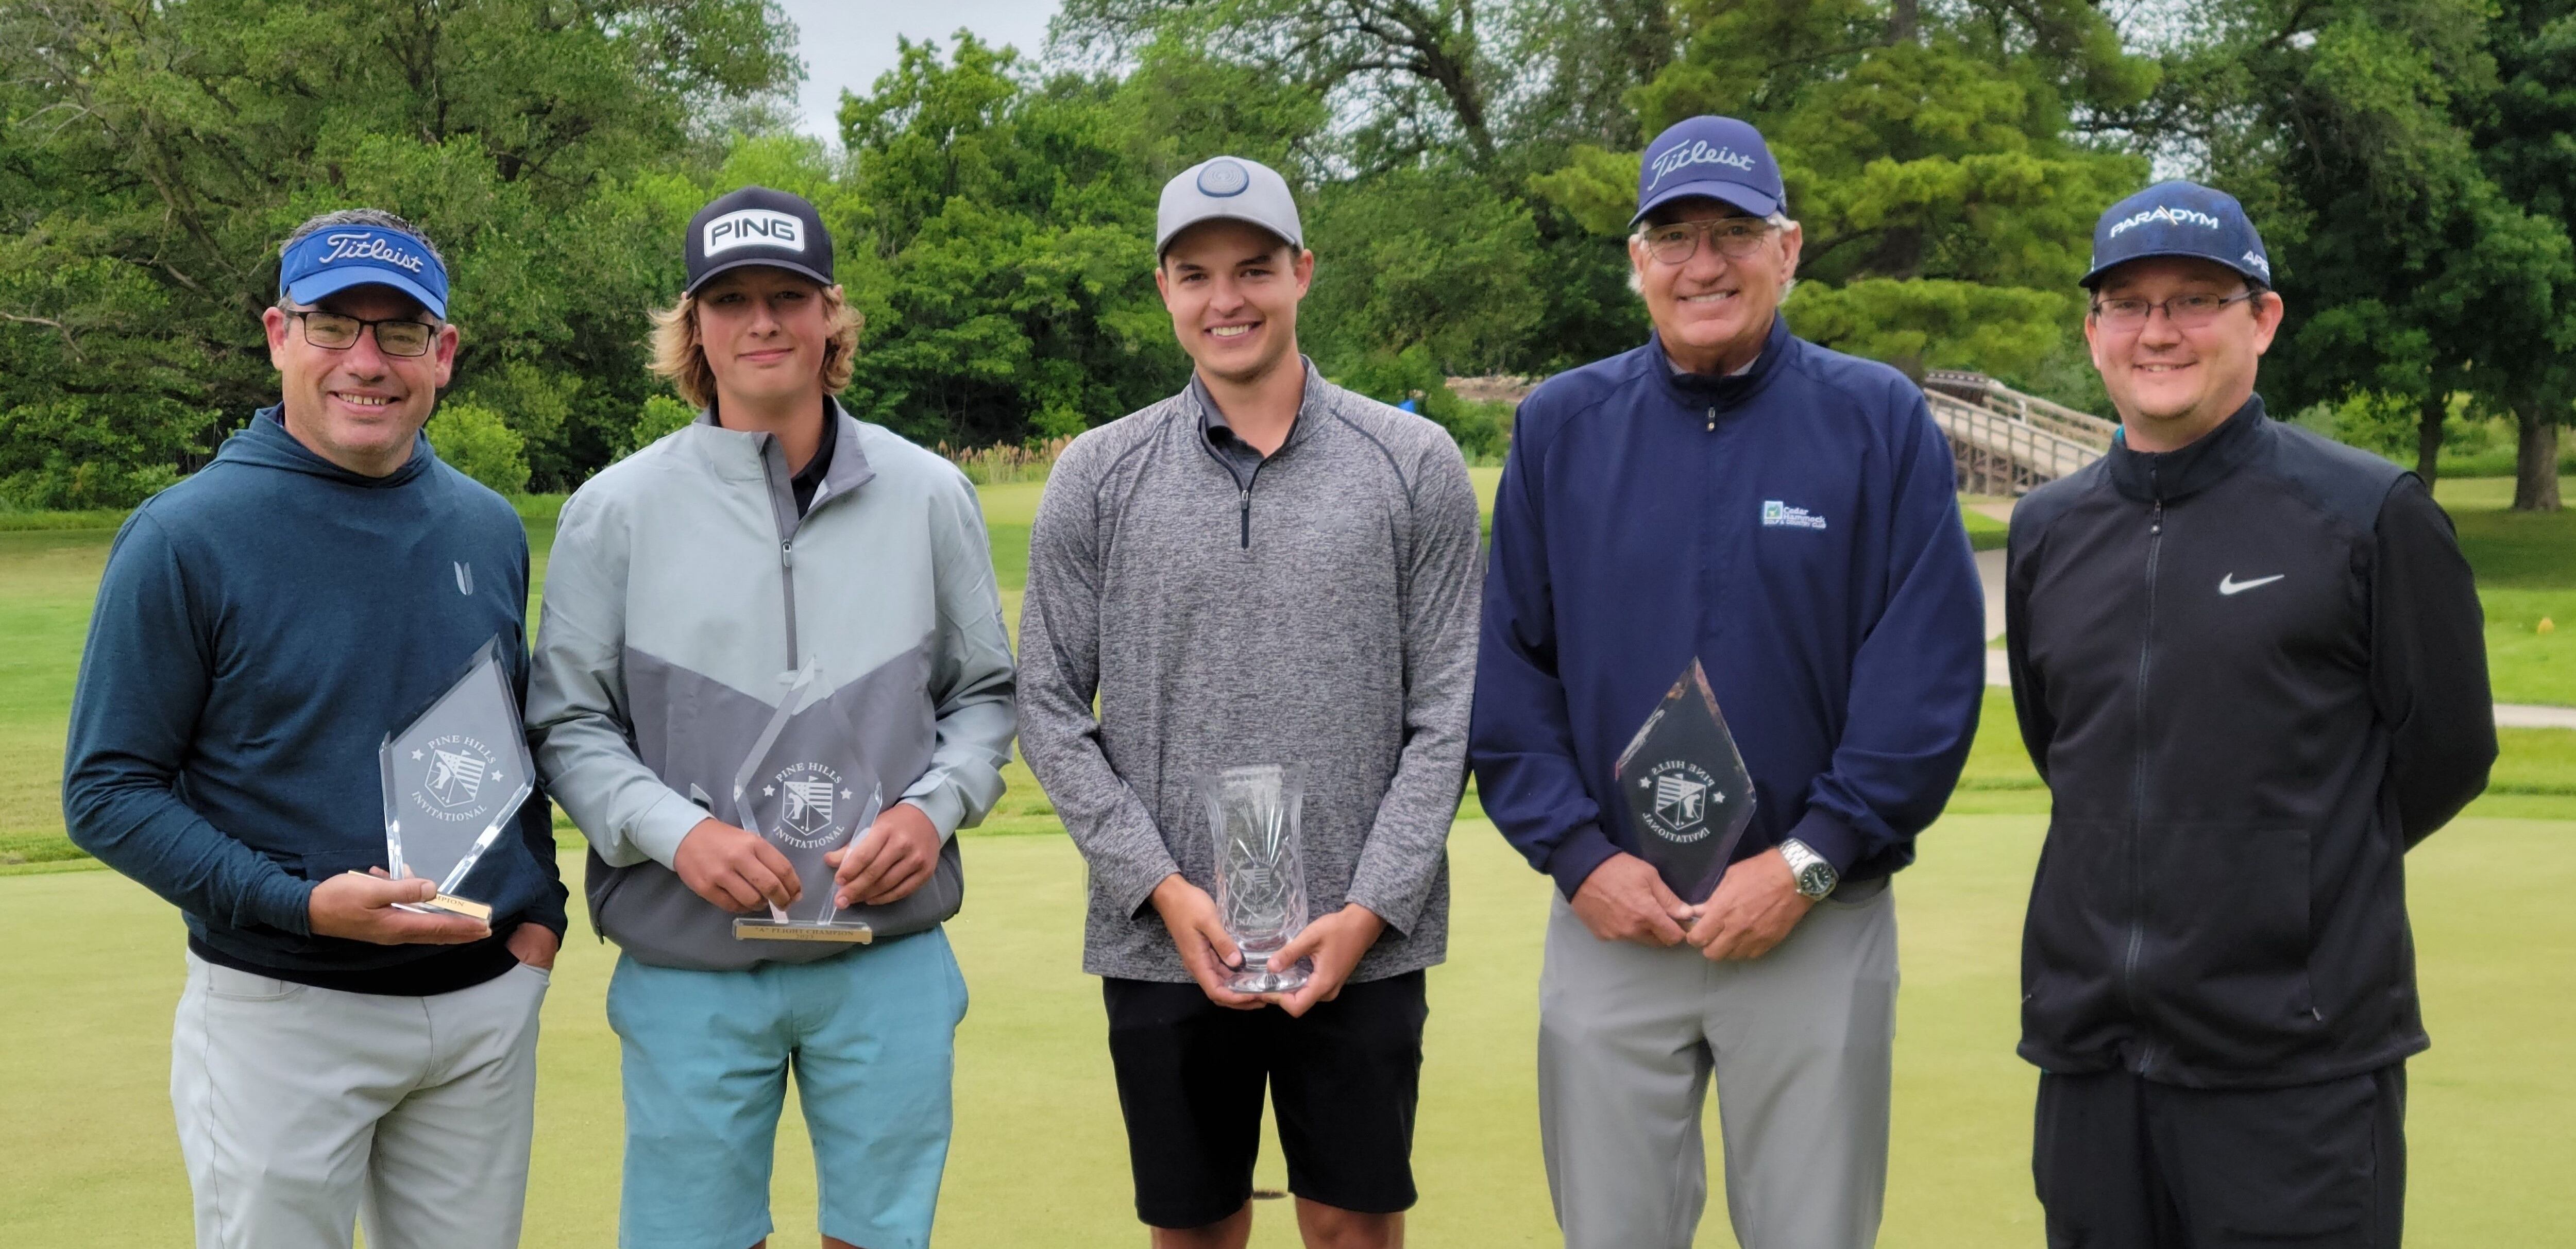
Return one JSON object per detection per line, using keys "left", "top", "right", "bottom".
{"left": 605, "top": 928, "right": 970, "bottom": 1249}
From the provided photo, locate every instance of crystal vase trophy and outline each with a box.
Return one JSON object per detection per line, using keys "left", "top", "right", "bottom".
{"left": 1613, "top": 659, "right": 1757, "bottom": 904}
{"left": 379, "top": 637, "right": 535, "bottom": 921}
{"left": 1197, "top": 763, "right": 1311, "bottom": 993}
{"left": 732, "top": 665, "right": 882, "bottom": 944}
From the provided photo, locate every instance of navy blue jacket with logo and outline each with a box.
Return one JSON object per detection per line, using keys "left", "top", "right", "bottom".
{"left": 62, "top": 409, "right": 566, "bottom": 994}
{"left": 2006, "top": 397, "right": 2493, "bottom": 1087}
{"left": 1471, "top": 316, "right": 1988, "bottom": 897}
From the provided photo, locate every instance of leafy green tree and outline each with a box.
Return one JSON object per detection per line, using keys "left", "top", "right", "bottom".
{"left": 836, "top": 35, "right": 1187, "bottom": 446}
{"left": 0, "top": 0, "right": 798, "bottom": 501}
{"left": 1530, "top": 0, "right": 2151, "bottom": 395}
{"left": 426, "top": 400, "right": 531, "bottom": 496}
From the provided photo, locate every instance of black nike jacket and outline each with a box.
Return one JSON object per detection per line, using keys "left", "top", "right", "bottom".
{"left": 2005, "top": 395, "right": 2495, "bottom": 1089}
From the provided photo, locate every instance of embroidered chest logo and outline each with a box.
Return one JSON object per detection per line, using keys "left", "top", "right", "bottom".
{"left": 1760, "top": 500, "right": 1828, "bottom": 531}
{"left": 765, "top": 762, "right": 853, "bottom": 847}
{"left": 2218, "top": 572, "right": 2285, "bottom": 596}
{"left": 453, "top": 561, "right": 473, "bottom": 595}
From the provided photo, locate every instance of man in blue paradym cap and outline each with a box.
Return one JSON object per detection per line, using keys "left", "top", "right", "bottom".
{"left": 1468, "top": 115, "right": 1985, "bottom": 1248}
{"left": 64, "top": 208, "right": 568, "bottom": 1249}
{"left": 2005, "top": 180, "right": 2493, "bottom": 1248}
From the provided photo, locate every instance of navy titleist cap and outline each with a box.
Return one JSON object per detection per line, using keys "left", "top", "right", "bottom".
{"left": 1634, "top": 116, "right": 1785, "bottom": 227}
{"left": 280, "top": 225, "right": 448, "bottom": 319}
{"left": 686, "top": 186, "right": 833, "bottom": 294}
{"left": 2083, "top": 181, "right": 2272, "bottom": 289}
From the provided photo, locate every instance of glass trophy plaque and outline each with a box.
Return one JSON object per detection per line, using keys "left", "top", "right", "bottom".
{"left": 732, "top": 666, "right": 882, "bottom": 944}
{"left": 1197, "top": 763, "right": 1311, "bottom": 993}
{"left": 379, "top": 637, "right": 534, "bottom": 922}
{"left": 1612, "top": 658, "right": 1757, "bottom": 904}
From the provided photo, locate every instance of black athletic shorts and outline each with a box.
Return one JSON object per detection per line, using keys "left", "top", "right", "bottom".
{"left": 1103, "top": 971, "right": 1428, "bottom": 1229}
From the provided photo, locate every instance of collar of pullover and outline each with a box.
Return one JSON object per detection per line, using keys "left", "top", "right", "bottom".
{"left": 1184, "top": 356, "right": 1329, "bottom": 458}
{"left": 2106, "top": 393, "right": 2269, "bottom": 505}
{"left": 234, "top": 405, "right": 433, "bottom": 489}
{"left": 1646, "top": 314, "right": 1794, "bottom": 414}
{"left": 691, "top": 396, "right": 876, "bottom": 508}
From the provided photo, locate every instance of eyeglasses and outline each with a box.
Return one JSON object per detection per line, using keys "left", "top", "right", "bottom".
{"left": 288, "top": 310, "right": 438, "bottom": 357}
{"left": 2089, "top": 290, "right": 2260, "bottom": 333}
{"left": 1636, "top": 218, "right": 1777, "bottom": 265}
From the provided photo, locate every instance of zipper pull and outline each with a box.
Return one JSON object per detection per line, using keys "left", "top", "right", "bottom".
{"left": 1705, "top": 405, "right": 1716, "bottom": 432}
{"left": 2150, "top": 500, "right": 2163, "bottom": 536}
{"left": 1239, "top": 488, "right": 1252, "bottom": 549}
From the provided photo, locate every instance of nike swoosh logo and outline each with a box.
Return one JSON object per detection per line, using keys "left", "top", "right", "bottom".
{"left": 2218, "top": 573, "right": 2285, "bottom": 596}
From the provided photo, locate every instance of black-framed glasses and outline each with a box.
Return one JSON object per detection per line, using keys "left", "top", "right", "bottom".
{"left": 2089, "top": 290, "right": 2260, "bottom": 333}
{"left": 1636, "top": 217, "right": 1777, "bottom": 264}
{"left": 289, "top": 310, "right": 439, "bottom": 357}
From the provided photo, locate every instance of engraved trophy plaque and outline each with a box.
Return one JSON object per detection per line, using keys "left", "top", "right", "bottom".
{"left": 1196, "top": 763, "right": 1311, "bottom": 994}
{"left": 732, "top": 666, "right": 882, "bottom": 944}
{"left": 1612, "top": 658, "right": 1757, "bottom": 904}
{"left": 379, "top": 637, "right": 534, "bottom": 922}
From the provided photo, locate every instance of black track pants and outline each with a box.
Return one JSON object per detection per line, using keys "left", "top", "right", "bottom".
{"left": 2034, "top": 1064, "right": 2405, "bottom": 1248}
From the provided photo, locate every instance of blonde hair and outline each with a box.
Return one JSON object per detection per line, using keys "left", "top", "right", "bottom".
{"left": 648, "top": 282, "right": 862, "bottom": 410}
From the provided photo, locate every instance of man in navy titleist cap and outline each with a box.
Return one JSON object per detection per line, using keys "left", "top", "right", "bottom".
{"left": 1469, "top": 116, "right": 1985, "bottom": 1247}
{"left": 64, "top": 210, "right": 567, "bottom": 1248}
{"left": 2005, "top": 181, "right": 2492, "bottom": 1247}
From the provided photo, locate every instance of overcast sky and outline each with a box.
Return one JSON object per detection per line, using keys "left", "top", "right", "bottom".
{"left": 774, "top": 0, "right": 1066, "bottom": 143}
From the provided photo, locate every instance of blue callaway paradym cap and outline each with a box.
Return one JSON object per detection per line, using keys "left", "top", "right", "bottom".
{"left": 2083, "top": 180, "right": 2273, "bottom": 289}
{"left": 279, "top": 224, "right": 448, "bottom": 318}
{"left": 1634, "top": 116, "right": 1785, "bottom": 227}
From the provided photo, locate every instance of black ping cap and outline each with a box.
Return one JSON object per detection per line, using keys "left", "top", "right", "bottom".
{"left": 685, "top": 186, "right": 833, "bottom": 294}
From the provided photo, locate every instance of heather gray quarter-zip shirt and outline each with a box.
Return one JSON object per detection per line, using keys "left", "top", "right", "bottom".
{"left": 1019, "top": 360, "right": 1482, "bottom": 983}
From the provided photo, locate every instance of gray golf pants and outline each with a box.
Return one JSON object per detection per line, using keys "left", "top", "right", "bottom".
{"left": 1538, "top": 877, "right": 1898, "bottom": 1249}
{"left": 170, "top": 951, "right": 549, "bottom": 1249}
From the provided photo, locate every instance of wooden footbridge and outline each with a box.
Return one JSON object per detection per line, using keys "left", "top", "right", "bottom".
{"left": 1920, "top": 370, "right": 2115, "bottom": 495}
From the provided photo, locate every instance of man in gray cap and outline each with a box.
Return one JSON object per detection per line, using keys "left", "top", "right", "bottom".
{"left": 1018, "top": 156, "right": 1482, "bottom": 1248}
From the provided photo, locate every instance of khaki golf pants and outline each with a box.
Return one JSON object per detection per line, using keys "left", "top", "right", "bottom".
{"left": 1538, "top": 877, "right": 1898, "bottom": 1249}
{"left": 170, "top": 951, "right": 548, "bottom": 1249}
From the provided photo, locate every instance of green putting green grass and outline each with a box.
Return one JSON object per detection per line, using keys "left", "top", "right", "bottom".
{"left": 6, "top": 816, "right": 2571, "bottom": 1244}
{"left": 5, "top": 471, "right": 2572, "bottom": 1242}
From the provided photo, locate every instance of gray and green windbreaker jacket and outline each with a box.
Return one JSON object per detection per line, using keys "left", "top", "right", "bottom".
{"left": 528, "top": 401, "right": 1016, "bottom": 970}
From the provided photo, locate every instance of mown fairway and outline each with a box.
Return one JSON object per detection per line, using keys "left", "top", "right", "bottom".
{"left": 3, "top": 474, "right": 2572, "bottom": 1245}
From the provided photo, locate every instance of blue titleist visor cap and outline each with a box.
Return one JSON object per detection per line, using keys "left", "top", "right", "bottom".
{"left": 2083, "top": 181, "right": 2273, "bottom": 289}
{"left": 279, "top": 225, "right": 449, "bottom": 318}
{"left": 1634, "top": 116, "right": 1785, "bottom": 227}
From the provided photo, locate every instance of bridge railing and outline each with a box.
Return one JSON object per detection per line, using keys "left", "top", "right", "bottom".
{"left": 1924, "top": 391, "right": 2104, "bottom": 495}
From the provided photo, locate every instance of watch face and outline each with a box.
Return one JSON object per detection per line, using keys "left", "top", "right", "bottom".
{"left": 1799, "top": 865, "right": 1835, "bottom": 897}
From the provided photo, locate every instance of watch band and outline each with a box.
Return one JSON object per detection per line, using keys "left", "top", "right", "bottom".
{"left": 1780, "top": 837, "right": 1838, "bottom": 900}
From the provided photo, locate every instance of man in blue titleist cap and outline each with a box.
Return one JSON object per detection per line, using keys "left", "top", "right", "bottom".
{"left": 2005, "top": 181, "right": 2493, "bottom": 1246}
{"left": 1469, "top": 117, "right": 1985, "bottom": 1247}
{"left": 63, "top": 210, "right": 567, "bottom": 1248}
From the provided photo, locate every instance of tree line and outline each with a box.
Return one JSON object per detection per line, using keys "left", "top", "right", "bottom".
{"left": 2, "top": 0, "right": 2570, "bottom": 509}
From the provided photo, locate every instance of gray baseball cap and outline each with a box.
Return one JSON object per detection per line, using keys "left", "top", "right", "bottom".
{"left": 1156, "top": 156, "right": 1303, "bottom": 256}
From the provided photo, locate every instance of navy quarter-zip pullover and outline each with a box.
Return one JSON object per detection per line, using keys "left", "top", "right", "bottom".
{"left": 1472, "top": 316, "right": 1987, "bottom": 897}
{"left": 63, "top": 409, "right": 565, "bottom": 993}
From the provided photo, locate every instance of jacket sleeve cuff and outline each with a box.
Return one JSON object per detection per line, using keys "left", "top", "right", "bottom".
{"left": 897, "top": 781, "right": 965, "bottom": 843}
{"left": 259, "top": 874, "right": 321, "bottom": 937}
{"left": 1541, "top": 825, "right": 1622, "bottom": 901}
{"left": 629, "top": 789, "right": 713, "bottom": 870}
{"left": 1787, "top": 809, "right": 1866, "bottom": 876}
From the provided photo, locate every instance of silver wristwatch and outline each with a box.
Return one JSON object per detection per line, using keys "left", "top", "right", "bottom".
{"left": 1779, "top": 838, "right": 1838, "bottom": 900}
